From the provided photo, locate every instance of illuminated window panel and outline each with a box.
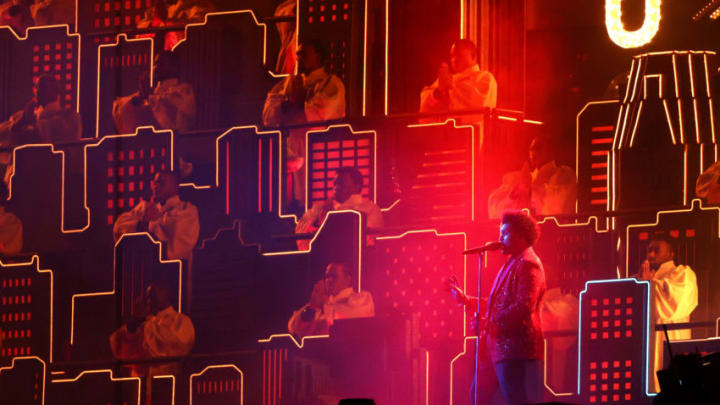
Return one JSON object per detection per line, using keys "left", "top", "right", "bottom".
{"left": 0, "top": 357, "right": 45, "bottom": 404}
{"left": 0, "top": 259, "right": 52, "bottom": 365}
{"left": 535, "top": 217, "right": 614, "bottom": 296}
{"left": 373, "top": 230, "right": 466, "bottom": 344}
{"left": 579, "top": 279, "right": 649, "bottom": 403}
{"left": 399, "top": 121, "right": 474, "bottom": 224}
{"left": 298, "top": 0, "right": 366, "bottom": 116}
{"left": 576, "top": 101, "right": 620, "bottom": 214}
{"left": 95, "top": 34, "right": 153, "bottom": 138}
{"left": 84, "top": 127, "right": 173, "bottom": 230}
{"left": 0, "top": 26, "right": 80, "bottom": 119}
{"left": 190, "top": 365, "right": 244, "bottom": 405}
{"left": 49, "top": 370, "right": 140, "bottom": 405}
{"left": 216, "top": 127, "right": 280, "bottom": 218}
{"left": 306, "top": 126, "right": 376, "bottom": 211}
{"left": 76, "top": 0, "right": 154, "bottom": 34}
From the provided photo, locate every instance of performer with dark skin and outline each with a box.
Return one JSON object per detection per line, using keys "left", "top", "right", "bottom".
{"left": 446, "top": 210, "right": 546, "bottom": 405}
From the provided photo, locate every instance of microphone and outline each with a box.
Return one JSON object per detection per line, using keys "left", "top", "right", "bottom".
{"left": 463, "top": 241, "right": 503, "bottom": 255}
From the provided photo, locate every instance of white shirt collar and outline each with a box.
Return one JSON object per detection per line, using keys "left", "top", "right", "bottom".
{"left": 156, "top": 78, "right": 180, "bottom": 89}
{"left": 304, "top": 67, "right": 329, "bottom": 83}
{"left": 655, "top": 260, "right": 676, "bottom": 275}
{"left": 159, "top": 194, "right": 182, "bottom": 210}
{"left": 329, "top": 287, "right": 355, "bottom": 303}
{"left": 153, "top": 306, "right": 177, "bottom": 319}
{"left": 335, "top": 193, "right": 363, "bottom": 209}
{"left": 457, "top": 64, "right": 481, "bottom": 76}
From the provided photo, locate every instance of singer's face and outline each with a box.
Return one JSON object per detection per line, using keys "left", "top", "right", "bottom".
{"left": 499, "top": 223, "right": 524, "bottom": 255}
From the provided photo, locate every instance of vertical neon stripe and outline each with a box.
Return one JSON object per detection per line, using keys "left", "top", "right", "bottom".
{"left": 269, "top": 138, "right": 274, "bottom": 212}
{"left": 262, "top": 350, "right": 266, "bottom": 405}
{"left": 275, "top": 348, "right": 280, "bottom": 405}
{"left": 258, "top": 139, "right": 263, "bottom": 213}
{"left": 226, "top": 142, "right": 230, "bottom": 215}
{"left": 272, "top": 349, "right": 277, "bottom": 405}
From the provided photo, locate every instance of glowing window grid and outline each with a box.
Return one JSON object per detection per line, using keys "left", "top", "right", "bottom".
{"left": 0, "top": 270, "right": 50, "bottom": 362}
{"left": 104, "top": 147, "right": 168, "bottom": 225}
{"left": 85, "top": 130, "right": 172, "bottom": 227}
{"left": 374, "top": 231, "right": 465, "bottom": 342}
{"left": 302, "top": 0, "right": 352, "bottom": 81}
{"left": 308, "top": 132, "right": 374, "bottom": 207}
{"left": 580, "top": 280, "right": 648, "bottom": 404}
{"left": 190, "top": 365, "right": 244, "bottom": 405}
{"left": 84, "top": 0, "right": 153, "bottom": 32}
{"left": 31, "top": 40, "right": 77, "bottom": 111}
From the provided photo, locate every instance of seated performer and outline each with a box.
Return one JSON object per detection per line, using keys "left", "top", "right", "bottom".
{"left": 488, "top": 135, "right": 577, "bottom": 219}
{"left": 446, "top": 210, "right": 546, "bottom": 405}
{"left": 632, "top": 234, "right": 698, "bottom": 392}
{"left": 419, "top": 39, "right": 497, "bottom": 125}
{"left": 288, "top": 262, "right": 374, "bottom": 338}
{"left": 0, "top": 181, "right": 22, "bottom": 256}
{"left": 295, "top": 167, "right": 383, "bottom": 250}
{"left": 113, "top": 51, "right": 196, "bottom": 134}
{"left": 262, "top": 39, "right": 346, "bottom": 203}
{"left": 0, "top": 74, "right": 82, "bottom": 147}
{"left": 114, "top": 171, "right": 199, "bottom": 261}
{"left": 110, "top": 281, "right": 195, "bottom": 377}
{"left": 696, "top": 161, "right": 720, "bottom": 205}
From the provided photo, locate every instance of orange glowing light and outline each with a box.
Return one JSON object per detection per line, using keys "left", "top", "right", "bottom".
{"left": 605, "top": 0, "right": 661, "bottom": 49}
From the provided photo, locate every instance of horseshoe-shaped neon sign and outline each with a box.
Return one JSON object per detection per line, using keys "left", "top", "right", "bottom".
{"left": 606, "top": 0, "right": 662, "bottom": 48}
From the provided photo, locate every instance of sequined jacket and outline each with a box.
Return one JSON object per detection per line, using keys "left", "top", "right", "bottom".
{"left": 484, "top": 247, "right": 546, "bottom": 363}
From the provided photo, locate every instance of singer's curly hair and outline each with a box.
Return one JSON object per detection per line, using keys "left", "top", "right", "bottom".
{"left": 501, "top": 210, "right": 539, "bottom": 246}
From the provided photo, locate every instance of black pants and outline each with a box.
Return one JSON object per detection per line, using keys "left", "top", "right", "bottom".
{"left": 474, "top": 358, "right": 543, "bottom": 405}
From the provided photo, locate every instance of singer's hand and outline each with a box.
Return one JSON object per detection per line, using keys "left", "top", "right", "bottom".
{"left": 444, "top": 275, "right": 468, "bottom": 306}
{"left": 438, "top": 62, "right": 452, "bottom": 90}
{"left": 143, "top": 200, "right": 161, "bottom": 222}
{"left": 309, "top": 280, "right": 328, "bottom": 310}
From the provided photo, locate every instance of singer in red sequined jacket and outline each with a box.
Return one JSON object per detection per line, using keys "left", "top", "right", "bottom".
{"left": 484, "top": 246, "right": 546, "bottom": 364}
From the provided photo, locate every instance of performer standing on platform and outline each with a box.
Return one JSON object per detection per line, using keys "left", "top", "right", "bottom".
{"left": 419, "top": 39, "right": 497, "bottom": 126}
{"left": 447, "top": 210, "right": 546, "bottom": 405}
{"left": 263, "top": 39, "right": 346, "bottom": 206}
{"left": 632, "top": 234, "right": 697, "bottom": 392}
